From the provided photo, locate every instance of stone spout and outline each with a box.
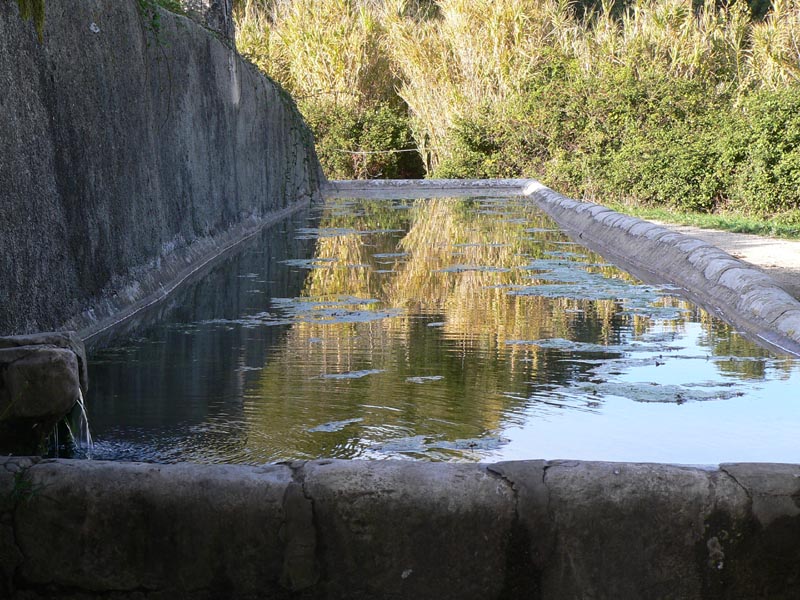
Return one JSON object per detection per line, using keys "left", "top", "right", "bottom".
{"left": 0, "top": 332, "right": 88, "bottom": 455}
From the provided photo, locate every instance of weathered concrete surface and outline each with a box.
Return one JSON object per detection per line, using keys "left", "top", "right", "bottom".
{"left": 0, "top": 332, "right": 88, "bottom": 393}
{"left": 1, "top": 458, "right": 798, "bottom": 599}
{"left": 302, "top": 459, "right": 516, "bottom": 599}
{"left": 11, "top": 460, "right": 293, "bottom": 598}
{"left": 0, "top": 0, "right": 323, "bottom": 337}
{"left": 0, "top": 334, "right": 87, "bottom": 455}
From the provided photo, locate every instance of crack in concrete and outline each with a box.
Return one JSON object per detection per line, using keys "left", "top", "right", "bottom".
{"left": 719, "top": 467, "right": 753, "bottom": 507}
{"left": 541, "top": 462, "right": 552, "bottom": 514}
{"left": 279, "top": 461, "right": 319, "bottom": 593}
{"left": 485, "top": 464, "right": 519, "bottom": 515}
{"left": 765, "top": 305, "right": 796, "bottom": 325}
{"left": 485, "top": 464, "right": 540, "bottom": 598}
{"left": 540, "top": 462, "right": 559, "bottom": 569}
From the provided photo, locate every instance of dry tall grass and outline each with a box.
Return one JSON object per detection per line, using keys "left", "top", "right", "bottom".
{"left": 749, "top": 0, "right": 800, "bottom": 89}
{"left": 237, "top": 0, "right": 396, "bottom": 108}
{"left": 235, "top": 0, "right": 800, "bottom": 185}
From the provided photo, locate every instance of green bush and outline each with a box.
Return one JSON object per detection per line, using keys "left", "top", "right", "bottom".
{"left": 301, "top": 101, "right": 424, "bottom": 180}
{"left": 594, "top": 74, "right": 732, "bottom": 212}
{"left": 727, "top": 89, "right": 800, "bottom": 215}
{"left": 433, "top": 65, "right": 751, "bottom": 215}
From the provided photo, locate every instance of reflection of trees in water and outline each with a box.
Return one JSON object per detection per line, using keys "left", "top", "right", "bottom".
{"left": 240, "top": 198, "right": 788, "bottom": 459}
{"left": 236, "top": 202, "right": 571, "bottom": 457}
{"left": 693, "top": 310, "right": 794, "bottom": 380}
{"left": 300, "top": 198, "right": 699, "bottom": 354}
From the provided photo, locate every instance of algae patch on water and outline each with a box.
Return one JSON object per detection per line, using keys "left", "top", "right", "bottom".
{"left": 308, "top": 418, "right": 364, "bottom": 432}
{"left": 319, "top": 369, "right": 385, "bottom": 380}
{"left": 406, "top": 375, "right": 445, "bottom": 384}
{"left": 576, "top": 381, "right": 745, "bottom": 403}
{"left": 369, "top": 434, "right": 509, "bottom": 455}
{"left": 271, "top": 296, "right": 401, "bottom": 325}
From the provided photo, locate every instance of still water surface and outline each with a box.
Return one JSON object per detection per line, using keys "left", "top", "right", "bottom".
{"left": 88, "top": 197, "right": 800, "bottom": 464}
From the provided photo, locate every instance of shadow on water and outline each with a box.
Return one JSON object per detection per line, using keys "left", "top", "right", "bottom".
{"left": 87, "top": 197, "right": 800, "bottom": 464}
{"left": 87, "top": 208, "right": 318, "bottom": 462}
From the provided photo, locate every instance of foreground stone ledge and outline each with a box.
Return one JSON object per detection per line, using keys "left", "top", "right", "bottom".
{"left": 1, "top": 458, "right": 798, "bottom": 599}
{"left": 8, "top": 460, "right": 292, "bottom": 598}
{"left": 302, "top": 460, "right": 515, "bottom": 599}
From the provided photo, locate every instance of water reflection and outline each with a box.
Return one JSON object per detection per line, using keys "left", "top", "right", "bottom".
{"left": 88, "top": 198, "right": 800, "bottom": 464}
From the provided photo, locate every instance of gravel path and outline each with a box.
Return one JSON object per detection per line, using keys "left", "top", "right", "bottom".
{"left": 652, "top": 221, "right": 800, "bottom": 299}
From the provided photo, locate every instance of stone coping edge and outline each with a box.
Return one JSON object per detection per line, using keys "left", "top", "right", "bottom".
{"left": 326, "top": 178, "right": 800, "bottom": 356}
{"left": 1, "top": 457, "right": 798, "bottom": 599}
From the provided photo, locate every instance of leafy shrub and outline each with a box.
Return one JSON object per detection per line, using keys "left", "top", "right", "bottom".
{"left": 727, "top": 88, "right": 800, "bottom": 214}
{"left": 302, "top": 102, "right": 424, "bottom": 179}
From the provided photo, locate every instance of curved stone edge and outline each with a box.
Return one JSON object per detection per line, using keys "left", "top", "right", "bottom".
{"left": 1, "top": 457, "right": 798, "bottom": 599}
{"left": 521, "top": 180, "right": 800, "bottom": 356}
{"left": 324, "top": 178, "right": 528, "bottom": 198}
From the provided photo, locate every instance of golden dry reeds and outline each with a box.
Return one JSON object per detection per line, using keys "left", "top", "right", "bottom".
{"left": 236, "top": 0, "right": 396, "bottom": 108}
{"left": 235, "top": 0, "right": 800, "bottom": 189}
{"left": 749, "top": 0, "right": 800, "bottom": 89}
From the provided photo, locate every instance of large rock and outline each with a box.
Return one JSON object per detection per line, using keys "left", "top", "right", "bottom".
{"left": 0, "top": 332, "right": 88, "bottom": 393}
{"left": 301, "top": 460, "right": 516, "bottom": 600}
{"left": 0, "top": 332, "right": 86, "bottom": 455}
{"left": 537, "top": 461, "right": 749, "bottom": 599}
{"left": 13, "top": 460, "right": 293, "bottom": 596}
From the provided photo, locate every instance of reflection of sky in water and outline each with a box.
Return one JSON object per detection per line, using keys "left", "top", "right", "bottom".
{"left": 491, "top": 321, "right": 800, "bottom": 464}
{"left": 87, "top": 197, "right": 800, "bottom": 465}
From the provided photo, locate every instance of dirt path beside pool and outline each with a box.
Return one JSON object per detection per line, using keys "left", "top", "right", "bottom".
{"left": 651, "top": 221, "right": 800, "bottom": 300}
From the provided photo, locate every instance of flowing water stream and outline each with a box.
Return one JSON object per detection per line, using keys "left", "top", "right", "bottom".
{"left": 87, "top": 196, "right": 800, "bottom": 464}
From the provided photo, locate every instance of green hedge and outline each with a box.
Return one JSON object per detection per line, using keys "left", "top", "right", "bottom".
{"left": 432, "top": 63, "right": 800, "bottom": 218}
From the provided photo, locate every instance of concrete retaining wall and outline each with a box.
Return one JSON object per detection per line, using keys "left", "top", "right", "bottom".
{"left": 0, "top": 0, "right": 323, "bottom": 338}
{"left": 1, "top": 457, "right": 798, "bottom": 599}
